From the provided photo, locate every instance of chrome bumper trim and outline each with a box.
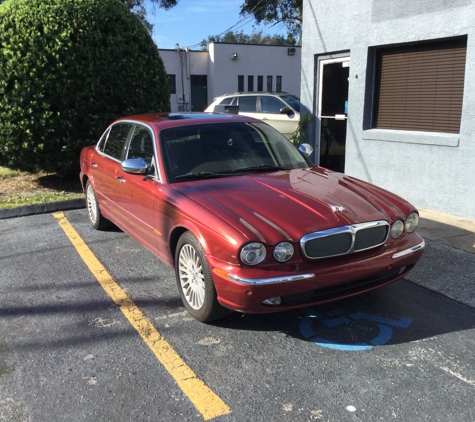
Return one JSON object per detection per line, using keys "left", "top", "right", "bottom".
{"left": 392, "top": 239, "right": 425, "bottom": 259}
{"left": 228, "top": 273, "right": 315, "bottom": 286}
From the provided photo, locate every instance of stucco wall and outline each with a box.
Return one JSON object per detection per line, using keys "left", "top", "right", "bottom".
{"left": 301, "top": 0, "right": 475, "bottom": 219}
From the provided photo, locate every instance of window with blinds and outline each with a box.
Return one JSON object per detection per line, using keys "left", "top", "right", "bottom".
{"left": 373, "top": 37, "right": 467, "bottom": 134}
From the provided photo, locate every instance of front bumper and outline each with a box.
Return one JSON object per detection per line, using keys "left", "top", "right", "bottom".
{"left": 210, "top": 235, "right": 425, "bottom": 314}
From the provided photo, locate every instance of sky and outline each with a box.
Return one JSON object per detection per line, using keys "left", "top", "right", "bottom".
{"left": 144, "top": 0, "right": 287, "bottom": 50}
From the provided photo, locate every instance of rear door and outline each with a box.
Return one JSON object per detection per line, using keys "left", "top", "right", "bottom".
{"left": 235, "top": 95, "right": 260, "bottom": 121}
{"left": 91, "top": 123, "right": 132, "bottom": 218}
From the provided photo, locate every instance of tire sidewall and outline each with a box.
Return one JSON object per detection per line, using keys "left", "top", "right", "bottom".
{"left": 85, "top": 180, "right": 101, "bottom": 230}
{"left": 175, "top": 232, "right": 217, "bottom": 322}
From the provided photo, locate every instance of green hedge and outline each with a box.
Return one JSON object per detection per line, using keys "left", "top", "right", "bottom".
{"left": 0, "top": 0, "right": 170, "bottom": 176}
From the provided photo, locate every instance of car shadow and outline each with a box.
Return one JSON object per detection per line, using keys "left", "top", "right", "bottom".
{"left": 211, "top": 279, "right": 475, "bottom": 349}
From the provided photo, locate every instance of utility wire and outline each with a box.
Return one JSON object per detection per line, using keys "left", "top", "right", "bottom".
{"left": 185, "top": 0, "right": 274, "bottom": 49}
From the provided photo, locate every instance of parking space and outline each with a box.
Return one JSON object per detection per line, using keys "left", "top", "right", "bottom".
{"left": 1, "top": 209, "right": 475, "bottom": 421}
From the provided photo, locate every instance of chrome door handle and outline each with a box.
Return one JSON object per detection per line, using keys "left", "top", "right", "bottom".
{"left": 116, "top": 176, "right": 126, "bottom": 183}
{"left": 91, "top": 163, "right": 98, "bottom": 168}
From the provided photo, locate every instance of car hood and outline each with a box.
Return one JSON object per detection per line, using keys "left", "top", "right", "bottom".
{"left": 173, "top": 168, "right": 415, "bottom": 244}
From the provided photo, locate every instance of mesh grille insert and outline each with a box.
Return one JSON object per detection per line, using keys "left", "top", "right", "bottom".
{"left": 354, "top": 225, "right": 388, "bottom": 251}
{"left": 304, "top": 232, "right": 352, "bottom": 258}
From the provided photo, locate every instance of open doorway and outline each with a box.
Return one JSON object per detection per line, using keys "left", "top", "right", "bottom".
{"left": 317, "top": 56, "right": 350, "bottom": 173}
{"left": 190, "top": 75, "right": 208, "bottom": 111}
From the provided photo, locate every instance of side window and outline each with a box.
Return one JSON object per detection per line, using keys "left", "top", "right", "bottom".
{"left": 261, "top": 96, "right": 286, "bottom": 114}
{"left": 218, "top": 97, "right": 234, "bottom": 106}
{"left": 103, "top": 123, "right": 132, "bottom": 160}
{"left": 127, "top": 125, "right": 155, "bottom": 170}
{"left": 97, "top": 128, "right": 110, "bottom": 153}
{"left": 238, "top": 96, "right": 257, "bottom": 112}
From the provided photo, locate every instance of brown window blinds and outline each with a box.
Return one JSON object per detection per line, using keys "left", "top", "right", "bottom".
{"left": 374, "top": 38, "right": 467, "bottom": 134}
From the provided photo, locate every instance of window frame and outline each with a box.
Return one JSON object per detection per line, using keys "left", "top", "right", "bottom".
{"left": 168, "top": 74, "right": 177, "bottom": 94}
{"left": 371, "top": 37, "right": 467, "bottom": 135}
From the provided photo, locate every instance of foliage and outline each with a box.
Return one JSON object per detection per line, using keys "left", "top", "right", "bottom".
{"left": 289, "top": 113, "right": 312, "bottom": 146}
{"left": 240, "top": 0, "right": 302, "bottom": 39}
{"left": 200, "top": 29, "right": 297, "bottom": 50}
{"left": 122, "top": 0, "right": 178, "bottom": 34}
{"left": 0, "top": 0, "right": 170, "bottom": 177}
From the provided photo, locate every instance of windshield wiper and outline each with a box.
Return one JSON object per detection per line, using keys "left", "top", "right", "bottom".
{"left": 175, "top": 171, "right": 232, "bottom": 180}
{"left": 232, "top": 164, "right": 285, "bottom": 173}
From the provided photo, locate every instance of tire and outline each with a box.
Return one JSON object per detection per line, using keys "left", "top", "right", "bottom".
{"left": 175, "top": 232, "right": 230, "bottom": 322}
{"left": 85, "top": 180, "right": 111, "bottom": 230}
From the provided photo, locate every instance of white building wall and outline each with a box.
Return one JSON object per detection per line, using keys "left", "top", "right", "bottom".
{"left": 159, "top": 43, "right": 301, "bottom": 113}
{"left": 301, "top": 0, "right": 475, "bottom": 220}
{"left": 208, "top": 43, "right": 301, "bottom": 101}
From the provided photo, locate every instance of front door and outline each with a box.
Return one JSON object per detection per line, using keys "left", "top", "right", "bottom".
{"left": 190, "top": 75, "right": 208, "bottom": 111}
{"left": 318, "top": 57, "right": 350, "bottom": 173}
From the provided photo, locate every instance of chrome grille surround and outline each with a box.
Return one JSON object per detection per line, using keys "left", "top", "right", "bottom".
{"left": 300, "top": 220, "right": 389, "bottom": 259}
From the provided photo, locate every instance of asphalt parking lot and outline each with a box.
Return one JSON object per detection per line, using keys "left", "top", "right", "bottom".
{"left": 1, "top": 206, "right": 475, "bottom": 421}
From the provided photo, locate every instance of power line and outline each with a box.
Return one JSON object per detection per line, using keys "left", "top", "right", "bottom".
{"left": 185, "top": 0, "right": 274, "bottom": 49}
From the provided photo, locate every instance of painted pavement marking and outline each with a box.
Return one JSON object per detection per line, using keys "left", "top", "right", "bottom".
{"left": 53, "top": 211, "right": 230, "bottom": 420}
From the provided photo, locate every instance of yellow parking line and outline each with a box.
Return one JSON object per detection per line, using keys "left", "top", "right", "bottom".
{"left": 53, "top": 212, "right": 231, "bottom": 420}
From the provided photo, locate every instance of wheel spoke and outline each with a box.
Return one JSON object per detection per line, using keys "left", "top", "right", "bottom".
{"left": 178, "top": 244, "right": 206, "bottom": 310}
{"left": 86, "top": 185, "right": 97, "bottom": 223}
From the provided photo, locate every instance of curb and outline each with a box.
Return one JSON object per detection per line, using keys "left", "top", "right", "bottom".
{"left": 0, "top": 198, "right": 86, "bottom": 220}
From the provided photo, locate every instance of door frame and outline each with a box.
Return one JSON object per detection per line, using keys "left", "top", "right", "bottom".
{"left": 313, "top": 52, "right": 350, "bottom": 166}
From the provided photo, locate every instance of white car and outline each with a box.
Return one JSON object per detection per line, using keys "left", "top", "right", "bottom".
{"left": 205, "top": 92, "right": 301, "bottom": 138}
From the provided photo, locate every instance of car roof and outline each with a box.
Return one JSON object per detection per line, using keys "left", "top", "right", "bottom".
{"left": 112, "top": 112, "right": 260, "bottom": 129}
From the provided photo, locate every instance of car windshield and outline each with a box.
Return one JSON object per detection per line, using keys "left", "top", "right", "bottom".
{"left": 160, "top": 122, "right": 310, "bottom": 183}
{"left": 280, "top": 95, "right": 301, "bottom": 112}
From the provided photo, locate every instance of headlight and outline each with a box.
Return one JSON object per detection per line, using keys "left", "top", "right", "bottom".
{"left": 273, "top": 242, "right": 294, "bottom": 262}
{"left": 391, "top": 220, "right": 404, "bottom": 239}
{"left": 240, "top": 242, "right": 266, "bottom": 265}
{"left": 405, "top": 212, "right": 419, "bottom": 233}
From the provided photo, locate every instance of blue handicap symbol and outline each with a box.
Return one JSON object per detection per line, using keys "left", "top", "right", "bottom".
{"left": 299, "top": 307, "right": 412, "bottom": 351}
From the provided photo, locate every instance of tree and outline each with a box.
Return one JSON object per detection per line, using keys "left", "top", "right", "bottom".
{"left": 0, "top": 0, "right": 170, "bottom": 176}
{"left": 240, "top": 0, "right": 302, "bottom": 39}
{"left": 200, "top": 30, "right": 297, "bottom": 50}
{"left": 122, "top": 0, "right": 178, "bottom": 33}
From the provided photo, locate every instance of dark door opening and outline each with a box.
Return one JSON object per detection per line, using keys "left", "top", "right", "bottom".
{"left": 190, "top": 75, "right": 208, "bottom": 112}
{"left": 318, "top": 58, "right": 350, "bottom": 173}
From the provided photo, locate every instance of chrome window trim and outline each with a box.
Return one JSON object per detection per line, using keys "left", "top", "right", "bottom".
{"left": 228, "top": 273, "right": 315, "bottom": 286}
{"left": 95, "top": 120, "right": 163, "bottom": 183}
{"left": 300, "top": 220, "right": 390, "bottom": 259}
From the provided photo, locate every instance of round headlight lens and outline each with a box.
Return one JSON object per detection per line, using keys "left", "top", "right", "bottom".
{"left": 240, "top": 242, "right": 266, "bottom": 265}
{"left": 405, "top": 212, "right": 419, "bottom": 233}
{"left": 391, "top": 220, "right": 404, "bottom": 239}
{"left": 273, "top": 242, "right": 294, "bottom": 262}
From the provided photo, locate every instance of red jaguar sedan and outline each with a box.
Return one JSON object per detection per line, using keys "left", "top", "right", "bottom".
{"left": 80, "top": 113, "right": 425, "bottom": 322}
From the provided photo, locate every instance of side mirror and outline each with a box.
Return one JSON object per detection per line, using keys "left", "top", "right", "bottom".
{"left": 299, "top": 143, "right": 313, "bottom": 157}
{"left": 121, "top": 158, "right": 148, "bottom": 174}
{"left": 280, "top": 106, "right": 293, "bottom": 116}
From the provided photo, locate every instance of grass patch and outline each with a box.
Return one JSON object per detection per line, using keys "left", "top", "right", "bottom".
{"left": 0, "top": 166, "right": 28, "bottom": 179}
{"left": 0, "top": 191, "right": 84, "bottom": 209}
{"left": 0, "top": 166, "right": 83, "bottom": 209}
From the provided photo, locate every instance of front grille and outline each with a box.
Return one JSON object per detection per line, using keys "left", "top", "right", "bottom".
{"left": 304, "top": 232, "right": 352, "bottom": 258}
{"left": 301, "top": 220, "right": 389, "bottom": 259}
{"left": 354, "top": 224, "right": 388, "bottom": 251}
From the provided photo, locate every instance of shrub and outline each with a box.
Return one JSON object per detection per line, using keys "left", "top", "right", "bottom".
{"left": 0, "top": 0, "right": 170, "bottom": 176}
